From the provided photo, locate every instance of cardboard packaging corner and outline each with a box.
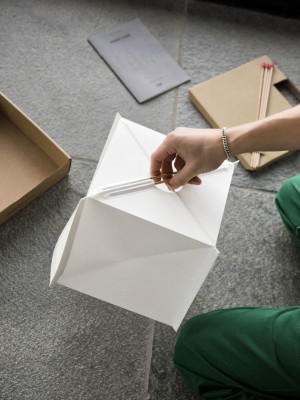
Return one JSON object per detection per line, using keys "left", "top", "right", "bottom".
{"left": 189, "top": 55, "right": 300, "bottom": 171}
{"left": 0, "top": 92, "right": 71, "bottom": 225}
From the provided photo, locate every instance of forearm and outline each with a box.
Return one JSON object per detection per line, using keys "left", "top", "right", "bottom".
{"left": 227, "top": 105, "right": 300, "bottom": 156}
{"left": 150, "top": 105, "right": 300, "bottom": 189}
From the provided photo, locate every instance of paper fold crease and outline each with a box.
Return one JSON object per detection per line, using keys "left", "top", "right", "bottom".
{"left": 50, "top": 114, "right": 236, "bottom": 330}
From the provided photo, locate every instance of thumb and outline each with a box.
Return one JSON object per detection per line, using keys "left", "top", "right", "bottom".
{"left": 170, "top": 165, "right": 198, "bottom": 189}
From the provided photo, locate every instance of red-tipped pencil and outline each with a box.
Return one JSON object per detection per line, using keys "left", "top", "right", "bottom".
{"left": 251, "top": 62, "right": 274, "bottom": 169}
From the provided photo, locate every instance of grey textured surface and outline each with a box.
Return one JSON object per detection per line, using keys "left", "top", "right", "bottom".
{"left": 1, "top": 0, "right": 185, "bottom": 161}
{"left": 1, "top": 0, "right": 300, "bottom": 399}
{"left": 0, "top": 161, "right": 154, "bottom": 400}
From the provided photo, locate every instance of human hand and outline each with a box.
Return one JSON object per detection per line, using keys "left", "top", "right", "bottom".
{"left": 150, "top": 127, "right": 226, "bottom": 189}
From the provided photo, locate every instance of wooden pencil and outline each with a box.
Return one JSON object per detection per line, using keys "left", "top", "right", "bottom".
{"left": 251, "top": 62, "right": 274, "bottom": 169}
{"left": 251, "top": 63, "right": 266, "bottom": 168}
{"left": 256, "top": 62, "right": 266, "bottom": 120}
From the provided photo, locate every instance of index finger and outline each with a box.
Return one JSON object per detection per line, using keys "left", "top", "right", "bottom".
{"left": 150, "top": 144, "right": 176, "bottom": 179}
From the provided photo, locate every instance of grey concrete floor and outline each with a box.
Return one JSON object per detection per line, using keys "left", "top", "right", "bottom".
{"left": 1, "top": 1, "right": 300, "bottom": 399}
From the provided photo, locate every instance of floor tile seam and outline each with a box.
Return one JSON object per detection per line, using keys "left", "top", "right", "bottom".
{"left": 71, "top": 156, "right": 98, "bottom": 165}
{"left": 141, "top": 319, "right": 155, "bottom": 400}
{"left": 171, "top": 0, "right": 188, "bottom": 130}
{"left": 231, "top": 183, "right": 278, "bottom": 195}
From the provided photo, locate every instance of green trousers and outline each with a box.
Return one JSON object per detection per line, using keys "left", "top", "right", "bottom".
{"left": 275, "top": 174, "right": 300, "bottom": 243}
{"left": 174, "top": 175, "right": 300, "bottom": 400}
{"left": 174, "top": 307, "right": 300, "bottom": 400}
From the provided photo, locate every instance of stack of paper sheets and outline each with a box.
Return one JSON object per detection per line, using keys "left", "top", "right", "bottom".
{"left": 50, "top": 115, "right": 236, "bottom": 330}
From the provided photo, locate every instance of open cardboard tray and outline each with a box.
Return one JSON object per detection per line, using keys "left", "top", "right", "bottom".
{"left": 189, "top": 56, "right": 300, "bottom": 170}
{"left": 0, "top": 92, "right": 71, "bottom": 225}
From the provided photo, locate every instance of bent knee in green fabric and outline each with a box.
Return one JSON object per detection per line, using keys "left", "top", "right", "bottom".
{"left": 174, "top": 309, "right": 266, "bottom": 399}
{"left": 275, "top": 175, "right": 300, "bottom": 242}
{"left": 174, "top": 307, "right": 300, "bottom": 400}
{"left": 174, "top": 311, "right": 241, "bottom": 398}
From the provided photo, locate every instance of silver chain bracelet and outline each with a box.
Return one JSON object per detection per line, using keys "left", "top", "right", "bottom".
{"left": 222, "top": 127, "right": 232, "bottom": 160}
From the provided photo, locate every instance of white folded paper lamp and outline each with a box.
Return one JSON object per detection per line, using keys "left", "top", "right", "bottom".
{"left": 50, "top": 114, "right": 236, "bottom": 330}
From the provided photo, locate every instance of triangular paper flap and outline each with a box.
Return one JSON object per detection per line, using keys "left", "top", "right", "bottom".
{"left": 57, "top": 197, "right": 218, "bottom": 330}
{"left": 87, "top": 116, "right": 152, "bottom": 192}
{"left": 87, "top": 114, "right": 235, "bottom": 246}
{"left": 50, "top": 198, "right": 86, "bottom": 285}
{"left": 176, "top": 161, "right": 237, "bottom": 246}
{"left": 93, "top": 185, "right": 215, "bottom": 245}
{"left": 59, "top": 197, "right": 213, "bottom": 279}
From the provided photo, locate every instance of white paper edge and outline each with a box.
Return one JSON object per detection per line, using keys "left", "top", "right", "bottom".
{"left": 50, "top": 198, "right": 87, "bottom": 285}
{"left": 87, "top": 113, "right": 122, "bottom": 196}
{"left": 51, "top": 114, "right": 123, "bottom": 286}
{"left": 171, "top": 247, "right": 219, "bottom": 331}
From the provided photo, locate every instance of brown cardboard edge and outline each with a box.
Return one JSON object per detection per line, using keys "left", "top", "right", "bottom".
{"left": 188, "top": 56, "right": 274, "bottom": 129}
{"left": 0, "top": 92, "right": 71, "bottom": 167}
{"left": 239, "top": 76, "right": 299, "bottom": 171}
{"left": 237, "top": 150, "right": 292, "bottom": 171}
{"left": 188, "top": 57, "right": 299, "bottom": 171}
{"left": 0, "top": 91, "right": 72, "bottom": 225}
{"left": 0, "top": 161, "right": 71, "bottom": 225}
{"left": 286, "top": 79, "right": 300, "bottom": 100}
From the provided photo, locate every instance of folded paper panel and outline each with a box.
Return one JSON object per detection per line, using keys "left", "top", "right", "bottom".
{"left": 177, "top": 163, "right": 236, "bottom": 247}
{"left": 56, "top": 198, "right": 211, "bottom": 280}
{"left": 88, "top": 116, "right": 158, "bottom": 194}
{"left": 89, "top": 121, "right": 149, "bottom": 190}
{"left": 87, "top": 114, "right": 236, "bottom": 245}
{"left": 56, "top": 198, "right": 218, "bottom": 330}
{"left": 51, "top": 114, "right": 236, "bottom": 329}
{"left": 94, "top": 186, "right": 212, "bottom": 244}
{"left": 59, "top": 247, "right": 218, "bottom": 331}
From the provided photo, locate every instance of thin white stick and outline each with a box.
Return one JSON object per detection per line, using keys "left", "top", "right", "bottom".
{"left": 251, "top": 62, "right": 274, "bottom": 169}
{"left": 251, "top": 63, "right": 266, "bottom": 168}
{"left": 260, "top": 66, "right": 268, "bottom": 119}
{"left": 261, "top": 63, "right": 273, "bottom": 119}
{"left": 256, "top": 63, "right": 266, "bottom": 120}
{"left": 264, "top": 63, "right": 274, "bottom": 117}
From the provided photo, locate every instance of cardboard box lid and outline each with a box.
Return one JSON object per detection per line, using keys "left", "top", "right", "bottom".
{"left": 0, "top": 92, "right": 71, "bottom": 224}
{"left": 189, "top": 55, "right": 299, "bottom": 170}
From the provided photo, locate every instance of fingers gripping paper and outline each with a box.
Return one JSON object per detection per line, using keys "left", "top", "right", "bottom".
{"left": 50, "top": 115, "right": 236, "bottom": 330}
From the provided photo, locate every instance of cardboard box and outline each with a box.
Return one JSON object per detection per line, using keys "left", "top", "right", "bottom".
{"left": 189, "top": 56, "right": 300, "bottom": 170}
{"left": 0, "top": 92, "right": 71, "bottom": 225}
